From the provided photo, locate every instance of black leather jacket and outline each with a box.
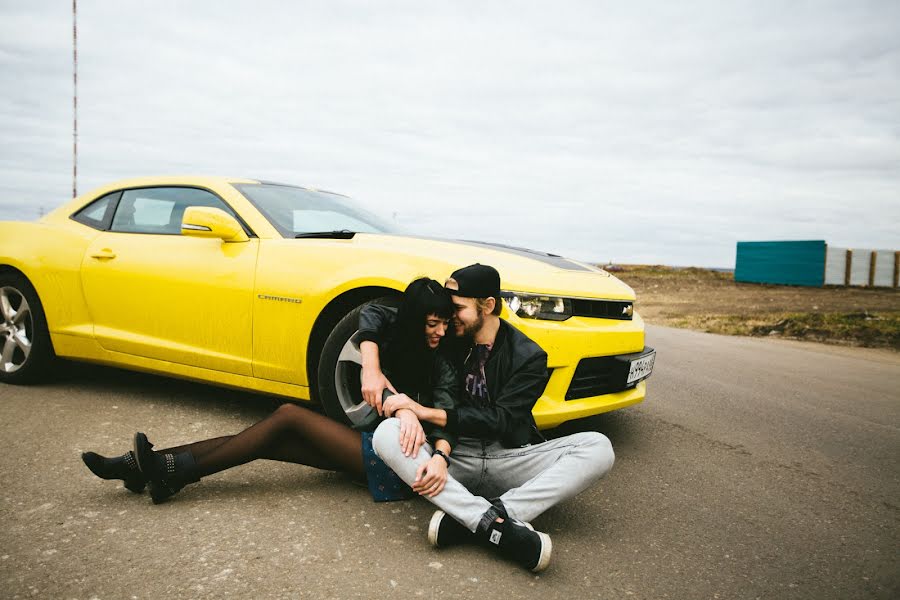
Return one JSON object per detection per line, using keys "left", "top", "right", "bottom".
{"left": 358, "top": 304, "right": 458, "bottom": 448}
{"left": 360, "top": 304, "right": 548, "bottom": 448}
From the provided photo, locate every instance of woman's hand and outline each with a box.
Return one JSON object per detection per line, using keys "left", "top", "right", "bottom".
{"left": 395, "top": 408, "right": 426, "bottom": 458}
{"left": 361, "top": 366, "right": 395, "bottom": 416}
{"left": 413, "top": 454, "right": 448, "bottom": 498}
{"left": 382, "top": 393, "right": 420, "bottom": 418}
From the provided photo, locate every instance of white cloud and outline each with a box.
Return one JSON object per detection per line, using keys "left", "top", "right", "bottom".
{"left": 1, "top": 0, "right": 898, "bottom": 267}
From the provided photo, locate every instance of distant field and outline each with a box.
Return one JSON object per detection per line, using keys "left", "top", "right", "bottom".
{"left": 611, "top": 265, "right": 900, "bottom": 350}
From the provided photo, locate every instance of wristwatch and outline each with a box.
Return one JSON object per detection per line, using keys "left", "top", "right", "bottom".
{"left": 433, "top": 449, "right": 450, "bottom": 466}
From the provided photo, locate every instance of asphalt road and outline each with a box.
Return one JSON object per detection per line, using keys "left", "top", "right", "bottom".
{"left": 1, "top": 325, "right": 898, "bottom": 599}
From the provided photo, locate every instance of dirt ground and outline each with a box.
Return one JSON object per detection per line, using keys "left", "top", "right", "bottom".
{"left": 610, "top": 265, "right": 900, "bottom": 350}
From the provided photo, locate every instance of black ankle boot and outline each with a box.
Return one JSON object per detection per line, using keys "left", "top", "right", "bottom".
{"left": 81, "top": 450, "right": 147, "bottom": 493}
{"left": 133, "top": 432, "right": 200, "bottom": 504}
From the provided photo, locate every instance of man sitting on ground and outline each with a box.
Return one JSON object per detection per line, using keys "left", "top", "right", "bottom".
{"left": 361, "top": 263, "right": 615, "bottom": 572}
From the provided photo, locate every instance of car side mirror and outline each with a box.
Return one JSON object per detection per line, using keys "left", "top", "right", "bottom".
{"left": 181, "top": 207, "right": 249, "bottom": 243}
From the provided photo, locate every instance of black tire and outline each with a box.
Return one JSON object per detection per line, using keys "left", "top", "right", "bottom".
{"left": 316, "top": 297, "right": 398, "bottom": 428}
{"left": 0, "top": 272, "right": 56, "bottom": 385}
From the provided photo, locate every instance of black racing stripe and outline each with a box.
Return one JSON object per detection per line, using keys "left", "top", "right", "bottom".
{"left": 392, "top": 235, "right": 594, "bottom": 272}
{"left": 454, "top": 240, "right": 593, "bottom": 271}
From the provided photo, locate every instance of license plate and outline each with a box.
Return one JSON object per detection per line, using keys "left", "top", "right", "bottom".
{"left": 627, "top": 352, "right": 655, "bottom": 384}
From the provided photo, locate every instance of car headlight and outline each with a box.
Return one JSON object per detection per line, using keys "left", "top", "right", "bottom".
{"left": 501, "top": 292, "right": 573, "bottom": 321}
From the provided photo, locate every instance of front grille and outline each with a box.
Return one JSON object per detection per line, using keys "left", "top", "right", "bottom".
{"left": 566, "top": 356, "right": 629, "bottom": 400}
{"left": 571, "top": 299, "right": 633, "bottom": 320}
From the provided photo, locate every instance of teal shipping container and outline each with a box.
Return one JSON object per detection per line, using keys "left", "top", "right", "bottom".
{"left": 734, "top": 240, "right": 826, "bottom": 287}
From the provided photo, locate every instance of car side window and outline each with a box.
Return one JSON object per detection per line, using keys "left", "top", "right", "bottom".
{"left": 110, "top": 187, "right": 236, "bottom": 235}
{"left": 71, "top": 191, "right": 120, "bottom": 230}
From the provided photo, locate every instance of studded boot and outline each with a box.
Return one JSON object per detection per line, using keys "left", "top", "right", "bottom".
{"left": 132, "top": 432, "right": 200, "bottom": 504}
{"left": 81, "top": 449, "right": 147, "bottom": 493}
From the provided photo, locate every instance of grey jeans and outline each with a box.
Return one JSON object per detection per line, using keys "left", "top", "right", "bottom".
{"left": 372, "top": 418, "right": 615, "bottom": 532}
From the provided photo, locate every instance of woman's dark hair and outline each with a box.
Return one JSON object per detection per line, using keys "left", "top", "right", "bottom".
{"left": 382, "top": 277, "right": 454, "bottom": 393}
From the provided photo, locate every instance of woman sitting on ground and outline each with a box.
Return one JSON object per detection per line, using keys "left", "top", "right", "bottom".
{"left": 81, "top": 277, "right": 458, "bottom": 504}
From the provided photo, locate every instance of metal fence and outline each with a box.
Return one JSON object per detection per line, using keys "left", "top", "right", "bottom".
{"left": 825, "top": 247, "right": 899, "bottom": 288}
{"left": 736, "top": 240, "right": 898, "bottom": 288}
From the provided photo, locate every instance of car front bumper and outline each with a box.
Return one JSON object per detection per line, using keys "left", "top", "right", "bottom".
{"left": 508, "top": 311, "right": 654, "bottom": 429}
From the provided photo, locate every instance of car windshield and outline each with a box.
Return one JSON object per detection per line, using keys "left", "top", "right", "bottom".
{"left": 234, "top": 183, "right": 401, "bottom": 238}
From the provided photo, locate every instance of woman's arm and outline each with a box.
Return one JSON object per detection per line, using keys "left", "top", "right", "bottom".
{"left": 383, "top": 395, "right": 448, "bottom": 427}
{"left": 395, "top": 407, "right": 426, "bottom": 458}
{"left": 361, "top": 341, "right": 395, "bottom": 415}
{"left": 358, "top": 303, "right": 399, "bottom": 414}
{"left": 384, "top": 354, "right": 457, "bottom": 427}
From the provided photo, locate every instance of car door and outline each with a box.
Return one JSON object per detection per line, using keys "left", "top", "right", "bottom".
{"left": 80, "top": 186, "right": 258, "bottom": 375}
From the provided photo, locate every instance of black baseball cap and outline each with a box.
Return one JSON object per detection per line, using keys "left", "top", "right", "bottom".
{"left": 447, "top": 263, "right": 501, "bottom": 299}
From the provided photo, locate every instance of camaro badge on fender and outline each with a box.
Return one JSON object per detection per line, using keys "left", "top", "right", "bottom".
{"left": 258, "top": 294, "right": 302, "bottom": 304}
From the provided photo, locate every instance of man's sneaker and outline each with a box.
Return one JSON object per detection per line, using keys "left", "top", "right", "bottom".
{"left": 428, "top": 511, "right": 476, "bottom": 547}
{"left": 483, "top": 519, "right": 552, "bottom": 572}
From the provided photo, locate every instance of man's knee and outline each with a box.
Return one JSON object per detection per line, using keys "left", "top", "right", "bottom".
{"left": 577, "top": 431, "right": 615, "bottom": 477}
{"left": 372, "top": 418, "right": 402, "bottom": 459}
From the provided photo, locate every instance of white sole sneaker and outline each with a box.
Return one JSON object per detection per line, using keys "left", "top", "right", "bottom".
{"left": 532, "top": 531, "right": 553, "bottom": 573}
{"left": 427, "top": 510, "right": 445, "bottom": 547}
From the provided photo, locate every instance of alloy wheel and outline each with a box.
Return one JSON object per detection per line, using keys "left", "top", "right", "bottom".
{"left": 0, "top": 286, "right": 34, "bottom": 374}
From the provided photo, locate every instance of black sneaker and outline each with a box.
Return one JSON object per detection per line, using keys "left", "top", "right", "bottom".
{"left": 428, "top": 511, "right": 476, "bottom": 547}
{"left": 483, "top": 519, "right": 552, "bottom": 572}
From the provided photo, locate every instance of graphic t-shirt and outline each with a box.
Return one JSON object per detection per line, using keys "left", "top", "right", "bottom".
{"left": 463, "top": 343, "right": 493, "bottom": 408}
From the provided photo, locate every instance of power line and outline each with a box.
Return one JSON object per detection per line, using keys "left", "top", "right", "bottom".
{"left": 72, "top": 0, "right": 78, "bottom": 198}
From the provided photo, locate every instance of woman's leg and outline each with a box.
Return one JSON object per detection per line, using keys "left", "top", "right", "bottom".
{"left": 158, "top": 436, "right": 233, "bottom": 460}
{"left": 159, "top": 433, "right": 347, "bottom": 472}
{"left": 185, "top": 403, "right": 364, "bottom": 479}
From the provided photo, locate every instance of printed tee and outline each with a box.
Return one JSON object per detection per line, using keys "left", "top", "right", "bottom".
{"left": 463, "top": 343, "right": 493, "bottom": 408}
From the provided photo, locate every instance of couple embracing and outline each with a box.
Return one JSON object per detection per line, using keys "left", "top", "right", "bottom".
{"left": 82, "top": 264, "right": 614, "bottom": 572}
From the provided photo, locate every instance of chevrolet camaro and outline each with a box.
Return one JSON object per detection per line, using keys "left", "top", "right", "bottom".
{"left": 0, "top": 176, "right": 655, "bottom": 428}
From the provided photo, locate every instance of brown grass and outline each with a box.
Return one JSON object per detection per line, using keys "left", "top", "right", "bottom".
{"left": 608, "top": 264, "right": 900, "bottom": 350}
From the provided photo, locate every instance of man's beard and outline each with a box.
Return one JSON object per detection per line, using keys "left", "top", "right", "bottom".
{"left": 459, "top": 312, "right": 484, "bottom": 339}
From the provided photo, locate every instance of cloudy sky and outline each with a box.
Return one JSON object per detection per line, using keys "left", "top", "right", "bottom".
{"left": 1, "top": 1, "right": 898, "bottom": 267}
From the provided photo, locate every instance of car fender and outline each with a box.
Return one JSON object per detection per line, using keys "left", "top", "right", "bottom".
{"left": 0, "top": 220, "right": 98, "bottom": 340}
{"left": 251, "top": 240, "right": 462, "bottom": 386}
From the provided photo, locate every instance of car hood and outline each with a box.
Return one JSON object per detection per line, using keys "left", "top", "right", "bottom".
{"left": 343, "top": 234, "right": 635, "bottom": 300}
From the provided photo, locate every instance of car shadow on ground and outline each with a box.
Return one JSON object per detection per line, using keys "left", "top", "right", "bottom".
{"left": 52, "top": 359, "right": 303, "bottom": 417}
{"left": 543, "top": 409, "right": 639, "bottom": 450}
{"left": 53, "top": 359, "right": 640, "bottom": 451}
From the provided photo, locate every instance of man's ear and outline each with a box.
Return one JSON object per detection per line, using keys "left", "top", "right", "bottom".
{"left": 483, "top": 296, "right": 496, "bottom": 315}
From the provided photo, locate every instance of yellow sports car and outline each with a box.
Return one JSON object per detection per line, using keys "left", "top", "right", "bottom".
{"left": 0, "top": 176, "right": 654, "bottom": 429}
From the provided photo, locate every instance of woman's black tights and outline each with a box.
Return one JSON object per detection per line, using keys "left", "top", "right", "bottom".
{"left": 157, "top": 403, "right": 365, "bottom": 480}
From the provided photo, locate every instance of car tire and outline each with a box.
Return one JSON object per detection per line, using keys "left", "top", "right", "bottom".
{"left": 0, "top": 272, "right": 56, "bottom": 385}
{"left": 317, "top": 297, "right": 399, "bottom": 428}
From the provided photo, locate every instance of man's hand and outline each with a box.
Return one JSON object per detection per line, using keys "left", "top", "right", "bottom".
{"left": 361, "top": 367, "right": 395, "bottom": 416}
{"left": 413, "top": 454, "right": 448, "bottom": 498}
{"left": 395, "top": 408, "right": 426, "bottom": 458}
{"left": 383, "top": 393, "right": 421, "bottom": 418}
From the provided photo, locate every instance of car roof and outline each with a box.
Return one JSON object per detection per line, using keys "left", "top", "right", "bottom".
{"left": 98, "top": 176, "right": 262, "bottom": 188}
{"left": 94, "top": 176, "right": 345, "bottom": 196}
